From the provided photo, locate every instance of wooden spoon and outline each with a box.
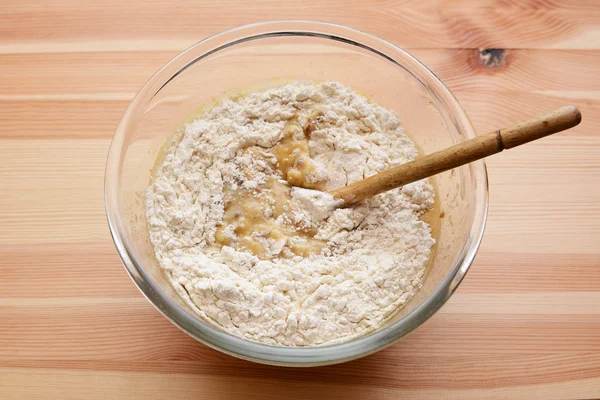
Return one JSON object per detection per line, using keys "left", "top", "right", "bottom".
{"left": 329, "top": 106, "right": 582, "bottom": 207}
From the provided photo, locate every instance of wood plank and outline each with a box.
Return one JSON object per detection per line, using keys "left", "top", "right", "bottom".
{"left": 0, "top": 100, "right": 129, "bottom": 139}
{"left": 0, "top": 243, "right": 135, "bottom": 298}
{"left": 1, "top": 50, "right": 599, "bottom": 97}
{"left": 0, "top": 0, "right": 599, "bottom": 50}
{"left": 4, "top": 354, "right": 600, "bottom": 388}
{"left": 2, "top": 356, "right": 600, "bottom": 399}
{"left": 0, "top": 52, "right": 173, "bottom": 96}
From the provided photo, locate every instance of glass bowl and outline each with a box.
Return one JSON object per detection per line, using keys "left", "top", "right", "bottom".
{"left": 105, "top": 20, "right": 488, "bottom": 366}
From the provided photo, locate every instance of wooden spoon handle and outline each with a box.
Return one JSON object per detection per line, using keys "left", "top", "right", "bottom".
{"left": 330, "top": 106, "right": 582, "bottom": 207}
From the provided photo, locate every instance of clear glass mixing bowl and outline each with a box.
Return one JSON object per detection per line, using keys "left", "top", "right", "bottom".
{"left": 105, "top": 21, "right": 488, "bottom": 366}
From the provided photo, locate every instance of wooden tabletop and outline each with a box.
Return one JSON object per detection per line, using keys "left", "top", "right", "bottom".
{"left": 2, "top": 1, "right": 599, "bottom": 398}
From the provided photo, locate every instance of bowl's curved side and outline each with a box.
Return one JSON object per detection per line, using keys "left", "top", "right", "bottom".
{"left": 104, "top": 20, "right": 488, "bottom": 366}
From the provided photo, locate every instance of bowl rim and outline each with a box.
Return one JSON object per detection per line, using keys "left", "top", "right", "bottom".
{"left": 105, "top": 19, "right": 489, "bottom": 366}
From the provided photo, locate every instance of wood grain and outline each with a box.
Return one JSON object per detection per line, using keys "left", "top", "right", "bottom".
{"left": 1, "top": 0, "right": 600, "bottom": 398}
{"left": 1, "top": 0, "right": 599, "bottom": 50}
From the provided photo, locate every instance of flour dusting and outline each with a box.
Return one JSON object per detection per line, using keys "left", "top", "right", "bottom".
{"left": 146, "top": 81, "right": 435, "bottom": 346}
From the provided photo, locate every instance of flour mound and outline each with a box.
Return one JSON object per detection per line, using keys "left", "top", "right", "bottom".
{"left": 146, "top": 81, "right": 435, "bottom": 346}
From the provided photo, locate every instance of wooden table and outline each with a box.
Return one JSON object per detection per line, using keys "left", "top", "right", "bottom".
{"left": 2, "top": 1, "right": 599, "bottom": 398}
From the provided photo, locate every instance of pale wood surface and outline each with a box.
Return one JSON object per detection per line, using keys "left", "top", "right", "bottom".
{"left": 1, "top": 1, "right": 599, "bottom": 399}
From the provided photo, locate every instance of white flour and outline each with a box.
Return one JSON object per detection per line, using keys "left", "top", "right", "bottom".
{"left": 146, "top": 81, "right": 435, "bottom": 346}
